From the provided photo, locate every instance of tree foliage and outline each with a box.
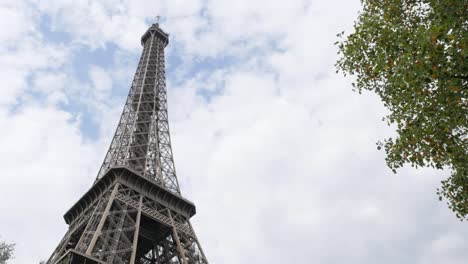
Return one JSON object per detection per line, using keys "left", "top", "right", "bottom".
{"left": 0, "top": 239, "right": 14, "bottom": 264}
{"left": 336, "top": 0, "right": 467, "bottom": 219}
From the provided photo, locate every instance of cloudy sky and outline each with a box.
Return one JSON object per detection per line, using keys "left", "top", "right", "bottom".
{"left": 0, "top": 0, "right": 466, "bottom": 263}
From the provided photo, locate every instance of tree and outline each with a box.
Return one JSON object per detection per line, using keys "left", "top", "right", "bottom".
{"left": 336, "top": 0, "right": 467, "bottom": 219}
{"left": 0, "top": 239, "right": 14, "bottom": 264}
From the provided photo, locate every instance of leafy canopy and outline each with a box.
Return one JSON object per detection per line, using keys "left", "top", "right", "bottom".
{"left": 0, "top": 240, "right": 14, "bottom": 264}
{"left": 336, "top": 0, "right": 467, "bottom": 219}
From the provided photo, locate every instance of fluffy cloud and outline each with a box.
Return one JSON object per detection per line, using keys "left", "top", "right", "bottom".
{"left": 0, "top": 1, "right": 69, "bottom": 108}
{"left": 0, "top": 0, "right": 467, "bottom": 264}
{"left": 0, "top": 105, "right": 100, "bottom": 263}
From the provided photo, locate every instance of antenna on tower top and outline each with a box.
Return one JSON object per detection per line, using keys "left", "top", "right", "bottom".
{"left": 155, "top": 15, "right": 161, "bottom": 25}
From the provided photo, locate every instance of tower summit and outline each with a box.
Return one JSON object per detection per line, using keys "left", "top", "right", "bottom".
{"left": 47, "top": 22, "right": 209, "bottom": 264}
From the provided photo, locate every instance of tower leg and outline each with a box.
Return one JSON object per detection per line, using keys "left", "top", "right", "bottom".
{"left": 130, "top": 195, "right": 143, "bottom": 263}
{"left": 85, "top": 183, "right": 120, "bottom": 255}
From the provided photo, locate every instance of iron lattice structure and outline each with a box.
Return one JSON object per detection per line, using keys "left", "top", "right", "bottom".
{"left": 47, "top": 23, "right": 208, "bottom": 264}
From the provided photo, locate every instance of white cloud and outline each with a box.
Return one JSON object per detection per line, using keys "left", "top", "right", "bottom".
{"left": 0, "top": 0, "right": 467, "bottom": 264}
{"left": 89, "top": 65, "right": 113, "bottom": 98}
{"left": 0, "top": 106, "right": 100, "bottom": 263}
{"left": 0, "top": 2, "right": 69, "bottom": 108}
{"left": 0, "top": 1, "right": 38, "bottom": 48}
{"left": 32, "top": 72, "right": 68, "bottom": 105}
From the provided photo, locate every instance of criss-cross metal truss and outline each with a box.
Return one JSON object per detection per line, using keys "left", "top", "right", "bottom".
{"left": 47, "top": 23, "right": 208, "bottom": 264}
{"left": 96, "top": 23, "right": 179, "bottom": 194}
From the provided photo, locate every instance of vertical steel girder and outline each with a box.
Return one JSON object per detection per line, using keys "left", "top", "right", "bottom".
{"left": 47, "top": 24, "right": 208, "bottom": 264}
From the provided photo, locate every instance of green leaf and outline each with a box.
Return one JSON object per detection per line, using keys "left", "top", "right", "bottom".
{"left": 335, "top": 0, "right": 468, "bottom": 220}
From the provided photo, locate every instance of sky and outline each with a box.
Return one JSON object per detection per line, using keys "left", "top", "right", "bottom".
{"left": 0, "top": 0, "right": 467, "bottom": 263}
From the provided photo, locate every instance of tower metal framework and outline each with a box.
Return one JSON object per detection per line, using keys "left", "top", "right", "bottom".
{"left": 47, "top": 23, "right": 208, "bottom": 264}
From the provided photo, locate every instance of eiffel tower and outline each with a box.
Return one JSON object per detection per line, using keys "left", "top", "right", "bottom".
{"left": 47, "top": 22, "right": 209, "bottom": 264}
